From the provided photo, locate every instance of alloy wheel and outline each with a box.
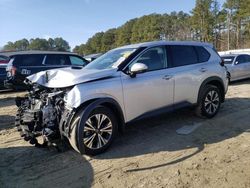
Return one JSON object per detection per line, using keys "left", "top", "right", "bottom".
{"left": 204, "top": 90, "right": 220, "bottom": 114}
{"left": 83, "top": 114, "right": 113, "bottom": 149}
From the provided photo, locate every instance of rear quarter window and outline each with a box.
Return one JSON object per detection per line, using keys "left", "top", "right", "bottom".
{"left": 170, "top": 45, "right": 198, "bottom": 67}
{"left": 13, "top": 54, "right": 44, "bottom": 66}
{"left": 195, "top": 46, "right": 211, "bottom": 62}
{"left": 69, "top": 55, "right": 88, "bottom": 66}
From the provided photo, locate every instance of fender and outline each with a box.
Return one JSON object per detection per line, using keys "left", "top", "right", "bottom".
{"left": 72, "top": 98, "right": 125, "bottom": 154}
{"left": 197, "top": 76, "right": 225, "bottom": 104}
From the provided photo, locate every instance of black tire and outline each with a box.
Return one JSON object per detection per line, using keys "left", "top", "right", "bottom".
{"left": 196, "top": 84, "right": 222, "bottom": 118}
{"left": 70, "top": 106, "right": 118, "bottom": 155}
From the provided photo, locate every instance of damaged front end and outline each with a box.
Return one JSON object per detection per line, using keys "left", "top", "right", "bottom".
{"left": 15, "top": 82, "right": 75, "bottom": 150}
{"left": 15, "top": 66, "right": 119, "bottom": 154}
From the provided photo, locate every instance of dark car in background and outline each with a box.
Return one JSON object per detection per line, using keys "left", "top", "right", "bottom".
{"left": 4, "top": 51, "right": 88, "bottom": 90}
{"left": 0, "top": 55, "right": 10, "bottom": 89}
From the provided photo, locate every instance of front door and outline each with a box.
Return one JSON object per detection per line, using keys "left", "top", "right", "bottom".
{"left": 121, "top": 46, "right": 174, "bottom": 121}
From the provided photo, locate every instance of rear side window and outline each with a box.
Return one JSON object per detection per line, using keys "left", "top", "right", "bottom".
{"left": 170, "top": 45, "right": 198, "bottom": 67}
{"left": 13, "top": 54, "right": 44, "bottom": 66}
{"left": 45, "top": 54, "right": 70, "bottom": 65}
{"left": 195, "top": 46, "right": 210, "bottom": 62}
{"left": 69, "top": 55, "right": 87, "bottom": 66}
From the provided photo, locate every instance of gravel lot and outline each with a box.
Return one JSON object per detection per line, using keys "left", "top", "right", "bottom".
{"left": 0, "top": 80, "right": 250, "bottom": 188}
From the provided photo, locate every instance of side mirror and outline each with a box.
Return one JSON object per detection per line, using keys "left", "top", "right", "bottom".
{"left": 220, "top": 60, "right": 225, "bottom": 66}
{"left": 235, "top": 61, "right": 239, "bottom": 65}
{"left": 129, "top": 63, "right": 148, "bottom": 77}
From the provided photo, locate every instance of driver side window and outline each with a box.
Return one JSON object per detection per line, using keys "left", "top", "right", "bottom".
{"left": 130, "top": 47, "right": 167, "bottom": 71}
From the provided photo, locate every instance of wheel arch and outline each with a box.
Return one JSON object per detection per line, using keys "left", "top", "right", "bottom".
{"left": 197, "top": 77, "right": 225, "bottom": 104}
{"left": 70, "top": 97, "right": 125, "bottom": 154}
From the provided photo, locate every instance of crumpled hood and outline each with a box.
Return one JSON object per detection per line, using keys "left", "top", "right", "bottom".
{"left": 27, "top": 67, "right": 117, "bottom": 88}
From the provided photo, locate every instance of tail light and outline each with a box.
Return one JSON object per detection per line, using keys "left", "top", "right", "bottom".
{"left": 0, "top": 60, "right": 9, "bottom": 64}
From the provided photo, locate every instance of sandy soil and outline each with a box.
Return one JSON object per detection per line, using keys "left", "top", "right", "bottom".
{"left": 1, "top": 80, "right": 250, "bottom": 188}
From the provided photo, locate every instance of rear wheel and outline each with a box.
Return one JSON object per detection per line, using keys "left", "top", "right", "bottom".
{"left": 196, "top": 85, "right": 222, "bottom": 118}
{"left": 70, "top": 106, "right": 118, "bottom": 155}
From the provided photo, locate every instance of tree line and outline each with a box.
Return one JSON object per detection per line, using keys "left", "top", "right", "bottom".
{"left": 74, "top": 0, "right": 250, "bottom": 55}
{"left": 2, "top": 0, "right": 250, "bottom": 55}
{"left": 3, "top": 37, "right": 70, "bottom": 52}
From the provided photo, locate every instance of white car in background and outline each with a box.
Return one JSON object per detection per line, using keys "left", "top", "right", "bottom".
{"left": 221, "top": 54, "right": 250, "bottom": 81}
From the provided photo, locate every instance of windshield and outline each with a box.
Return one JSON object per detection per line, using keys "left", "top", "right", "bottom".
{"left": 85, "top": 48, "right": 137, "bottom": 70}
{"left": 222, "top": 56, "right": 235, "bottom": 64}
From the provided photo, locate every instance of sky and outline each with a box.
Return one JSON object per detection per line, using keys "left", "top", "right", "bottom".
{"left": 0, "top": 0, "right": 226, "bottom": 50}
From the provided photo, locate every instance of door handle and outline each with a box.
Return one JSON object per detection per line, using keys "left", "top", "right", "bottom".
{"left": 162, "top": 75, "right": 173, "bottom": 80}
{"left": 199, "top": 68, "right": 207, "bottom": 72}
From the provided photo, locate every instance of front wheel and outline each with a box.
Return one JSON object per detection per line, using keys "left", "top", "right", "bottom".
{"left": 196, "top": 85, "right": 222, "bottom": 118}
{"left": 70, "top": 106, "right": 118, "bottom": 155}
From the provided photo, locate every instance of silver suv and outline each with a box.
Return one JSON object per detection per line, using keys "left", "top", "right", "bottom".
{"left": 16, "top": 41, "right": 228, "bottom": 155}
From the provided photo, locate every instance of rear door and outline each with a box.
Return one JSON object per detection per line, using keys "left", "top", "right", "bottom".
{"left": 168, "top": 45, "right": 211, "bottom": 105}
{"left": 44, "top": 54, "right": 71, "bottom": 70}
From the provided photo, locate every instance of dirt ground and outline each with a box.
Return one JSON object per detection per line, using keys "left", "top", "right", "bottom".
{"left": 1, "top": 80, "right": 250, "bottom": 188}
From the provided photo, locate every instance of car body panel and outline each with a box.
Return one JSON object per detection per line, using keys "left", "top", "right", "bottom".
{"left": 64, "top": 71, "right": 125, "bottom": 117}
{"left": 27, "top": 67, "right": 117, "bottom": 88}
{"left": 121, "top": 69, "right": 174, "bottom": 121}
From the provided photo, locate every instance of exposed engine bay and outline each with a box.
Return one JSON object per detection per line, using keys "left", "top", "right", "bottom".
{"left": 15, "top": 83, "right": 75, "bottom": 151}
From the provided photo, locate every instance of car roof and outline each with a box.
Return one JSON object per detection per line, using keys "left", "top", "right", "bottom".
{"left": 221, "top": 54, "right": 237, "bottom": 57}
{"left": 0, "top": 50, "right": 77, "bottom": 57}
{"left": 221, "top": 54, "right": 249, "bottom": 57}
{"left": 114, "top": 40, "right": 213, "bottom": 50}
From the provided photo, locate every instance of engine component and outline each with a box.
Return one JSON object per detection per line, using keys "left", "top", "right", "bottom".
{"left": 15, "top": 86, "right": 67, "bottom": 150}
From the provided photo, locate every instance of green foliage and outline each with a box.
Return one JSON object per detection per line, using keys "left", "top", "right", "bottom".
{"left": 53, "top": 37, "right": 70, "bottom": 51}
{"left": 28, "top": 38, "right": 49, "bottom": 50}
{"left": 222, "top": 0, "right": 250, "bottom": 49}
{"left": 3, "top": 0, "right": 250, "bottom": 54}
{"left": 73, "top": 0, "right": 249, "bottom": 54}
{"left": 74, "top": 13, "right": 193, "bottom": 55}
{"left": 3, "top": 39, "right": 29, "bottom": 51}
{"left": 3, "top": 37, "right": 70, "bottom": 52}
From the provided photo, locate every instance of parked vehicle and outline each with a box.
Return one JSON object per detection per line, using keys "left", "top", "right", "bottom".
{"left": 0, "top": 55, "right": 10, "bottom": 89}
{"left": 5, "top": 51, "right": 89, "bottom": 90}
{"left": 221, "top": 54, "right": 250, "bottom": 81}
{"left": 84, "top": 53, "right": 103, "bottom": 62}
{"left": 0, "top": 55, "right": 10, "bottom": 64}
{"left": 15, "top": 41, "right": 228, "bottom": 155}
